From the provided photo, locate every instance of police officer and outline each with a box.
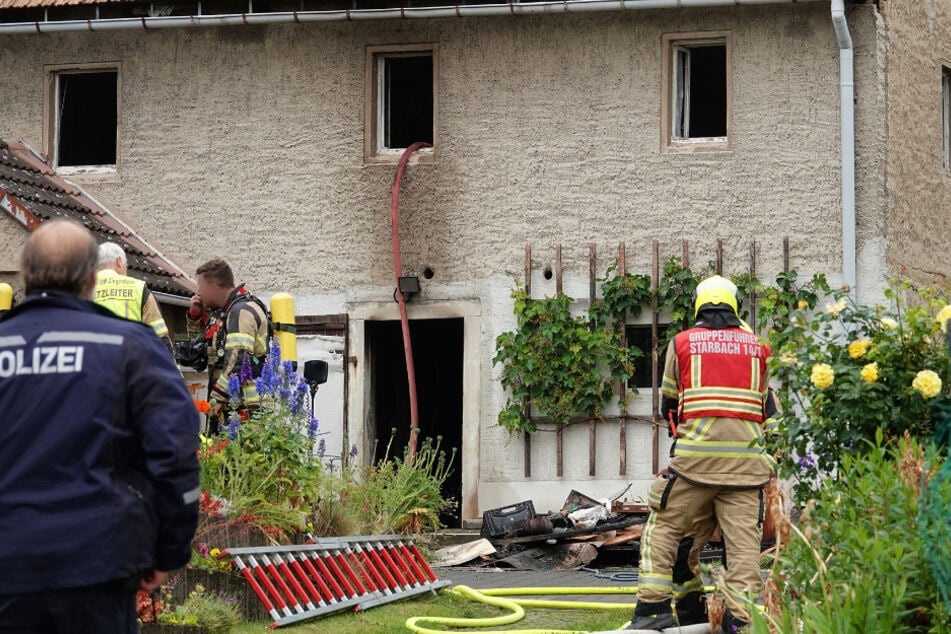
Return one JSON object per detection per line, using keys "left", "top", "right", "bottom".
{"left": 94, "top": 242, "right": 173, "bottom": 353}
{"left": 186, "top": 258, "right": 268, "bottom": 432}
{"left": 0, "top": 220, "right": 200, "bottom": 633}
{"left": 629, "top": 276, "right": 775, "bottom": 634}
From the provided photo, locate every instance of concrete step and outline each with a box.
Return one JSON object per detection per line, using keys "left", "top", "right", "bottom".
{"left": 431, "top": 528, "right": 483, "bottom": 548}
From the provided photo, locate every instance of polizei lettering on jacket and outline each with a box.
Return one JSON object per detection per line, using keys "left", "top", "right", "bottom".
{"left": 687, "top": 329, "right": 763, "bottom": 356}
{"left": 0, "top": 346, "right": 84, "bottom": 377}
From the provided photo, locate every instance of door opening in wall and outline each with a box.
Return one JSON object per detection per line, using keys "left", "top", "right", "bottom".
{"left": 366, "top": 318, "right": 463, "bottom": 527}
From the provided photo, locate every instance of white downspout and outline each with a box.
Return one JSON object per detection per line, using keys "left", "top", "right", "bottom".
{"left": 831, "top": 0, "right": 856, "bottom": 295}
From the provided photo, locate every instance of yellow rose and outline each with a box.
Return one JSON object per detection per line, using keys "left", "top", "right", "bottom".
{"left": 209, "top": 548, "right": 221, "bottom": 558}
{"left": 797, "top": 300, "right": 809, "bottom": 310}
{"left": 912, "top": 370, "right": 942, "bottom": 399}
{"left": 825, "top": 299, "right": 847, "bottom": 318}
{"left": 811, "top": 363, "right": 835, "bottom": 390}
{"left": 881, "top": 317, "right": 898, "bottom": 329}
{"left": 860, "top": 362, "right": 878, "bottom": 383}
{"left": 848, "top": 339, "right": 871, "bottom": 359}
{"left": 778, "top": 353, "right": 799, "bottom": 367}
{"left": 936, "top": 305, "right": 951, "bottom": 333}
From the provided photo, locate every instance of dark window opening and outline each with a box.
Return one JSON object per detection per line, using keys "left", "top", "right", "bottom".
{"left": 673, "top": 44, "right": 727, "bottom": 140}
{"left": 626, "top": 324, "right": 667, "bottom": 390}
{"left": 56, "top": 71, "right": 117, "bottom": 168}
{"left": 381, "top": 54, "right": 433, "bottom": 150}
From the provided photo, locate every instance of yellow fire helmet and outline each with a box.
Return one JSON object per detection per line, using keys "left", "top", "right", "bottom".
{"left": 694, "top": 275, "right": 739, "bottom": 317}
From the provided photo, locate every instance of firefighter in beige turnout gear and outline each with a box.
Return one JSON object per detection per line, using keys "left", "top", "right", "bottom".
{"left": 628, "top": 276, "right": 776, "bottom": 634}
{"left": 94, "top": 242, "right": 173, "bottom": 354}
{"left": 187, "top": 258, "right": 268, "bottom": 434}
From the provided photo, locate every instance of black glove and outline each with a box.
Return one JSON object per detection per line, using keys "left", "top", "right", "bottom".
{"left": 661, "top": 397, "right": 679, "bottom": 437}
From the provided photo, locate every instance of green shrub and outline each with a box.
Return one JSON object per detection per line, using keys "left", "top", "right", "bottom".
{"left": 159, "top": 583, "right": 241, "bottom": 634}
{"left": 354, "top": 434, "right": 457, "bottom": 535}
{"left": 753, "top": 433, "right": 951, "bottom": 634}
{"left": 768, "top": 282, "right": 951, "bottom": 504}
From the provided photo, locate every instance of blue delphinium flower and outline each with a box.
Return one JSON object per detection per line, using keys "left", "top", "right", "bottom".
{"left": 268, "top": 339, "right": 282, "bottom": 376}
{"left": 316, "top": 438, "right": 326, "bottom": 458}
{"left": 228, "top": 412, "right": 241, "bottom": 440}
{"left": 282, "top": 361, "right": 295, "bottom": 376}
{"left": 239, "top": 355, "right": 253, "bottom": 385}
{"left": 288, "top": 375, "right": 309, "bottom": 416}
{"left": 227, "top": 374, "right": 242, "bottom": 404}
{"left": 256, "top": 355, "right": 276, "bottom": 398}
{"left": 278, "top": 384, "right": 292, "bottom": 405}
{"left": 349, "top": 444, "right": 358, "bottom": 459}
{"left": 307, "top": 417, "right": 319, "bottom": 440}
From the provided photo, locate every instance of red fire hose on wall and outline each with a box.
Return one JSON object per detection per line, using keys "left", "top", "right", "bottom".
{"left": 391, "top": 142, "right": 431, "bottom": 462}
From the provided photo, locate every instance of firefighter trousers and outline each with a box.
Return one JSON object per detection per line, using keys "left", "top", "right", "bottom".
{"left": 637, "top": 472, "right": 765, "bottom": 607}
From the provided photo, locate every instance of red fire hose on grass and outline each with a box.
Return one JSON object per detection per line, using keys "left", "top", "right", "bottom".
{"left": 391, "top": 142, "right": 431, "bottom": 462}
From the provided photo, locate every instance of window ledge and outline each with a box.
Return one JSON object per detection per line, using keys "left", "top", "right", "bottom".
{"left": 364, "top": 150, "right": 436, "bottom": 166}
{"left": 55, "top": 165, "right": 121, "bottom": 184}
{"left": 664, "top": 138, "right": 732, "bottom": 154}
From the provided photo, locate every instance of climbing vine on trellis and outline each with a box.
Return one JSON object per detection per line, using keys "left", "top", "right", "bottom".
{"left": 493, "top": 255, "right": 829, "bottom": 435}
{"left": 493, "top": 285, "right": 635, "bottom": 434}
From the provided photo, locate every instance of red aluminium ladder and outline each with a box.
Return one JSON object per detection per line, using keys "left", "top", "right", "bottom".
{"left": 218, "top": 536, "right": 450, "bottom": 628}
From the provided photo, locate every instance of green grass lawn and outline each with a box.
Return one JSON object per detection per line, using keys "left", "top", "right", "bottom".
{"left": 231, "top": 589, "right": 630, "bottom": 633}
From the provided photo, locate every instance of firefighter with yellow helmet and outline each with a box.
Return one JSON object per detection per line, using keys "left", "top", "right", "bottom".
{"left": 94, "top": 242, "right": 173, "bottom": 354}
{"left": 628, "top": 275, "right": 775, "bottom": 634}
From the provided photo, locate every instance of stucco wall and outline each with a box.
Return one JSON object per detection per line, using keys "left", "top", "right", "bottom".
{"left": 881, "top": 0, "right": 951, "bottom": 286}
{"left": 0, "top": 3, "right": 887, "bottom": 516}
{"left": 0, "top": 213, "right": 27, "bottom": 291}
{"left": 0, "top": 5, "right": 855, "bottom": 286}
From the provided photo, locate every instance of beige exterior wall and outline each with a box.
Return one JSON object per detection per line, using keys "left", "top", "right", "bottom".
{"left": 881, "top": 0, "right": 951, "bottom": 286}
{"left": 0, "top": 213, "right": 27, "bottom": 291}
{"left": 0, "top": 5, "right": 860, "bottom": 287}
{"left": 0, "top": 3, "right": 890, "bottom": 516}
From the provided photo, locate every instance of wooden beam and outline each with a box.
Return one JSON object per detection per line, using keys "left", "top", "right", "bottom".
{"left": 749, "top": 240, "right": 758, "bottom": 329}
{"left": 618, "top": 242, "right": 627, "bottom": 476}
{"left": 556, "top": 244, "right": 564, "bottom": 478}
{"left": 589, "top": 243, "right": 597, "bottom": 477}
{"left": 523, "top": 244, "right": 532, "bottom": 479}
{"left": 651, "top": 239, "right": 660, "bottom": 475}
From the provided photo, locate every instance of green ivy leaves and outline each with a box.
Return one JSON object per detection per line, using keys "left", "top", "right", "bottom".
{"left": 493, "top": 283, "right": 634, "bottom": 433}
{"left": 493, "top": 258, "right": 824, "bottom": 435}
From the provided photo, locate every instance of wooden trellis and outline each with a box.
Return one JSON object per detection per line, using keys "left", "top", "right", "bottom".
{"left": 519, "top": 237, "right": 794, "bottom": 478}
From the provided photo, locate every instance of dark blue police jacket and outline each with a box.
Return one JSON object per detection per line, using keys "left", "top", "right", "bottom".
{"left": 0, "top": 291, "right": 200, "bottom": 593}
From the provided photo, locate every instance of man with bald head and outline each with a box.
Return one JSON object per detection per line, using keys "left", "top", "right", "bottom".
{"left": 0, "top": 220, "right": 200, "bottom": 633}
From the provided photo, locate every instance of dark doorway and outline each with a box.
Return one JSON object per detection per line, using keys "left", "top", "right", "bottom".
{"left": 366, "top": 318, "right": 464, "bottom": 527}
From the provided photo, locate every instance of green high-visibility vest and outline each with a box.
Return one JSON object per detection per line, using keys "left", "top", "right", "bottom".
{"left": 94, "top": 270, "right": 145, "bottom": 321}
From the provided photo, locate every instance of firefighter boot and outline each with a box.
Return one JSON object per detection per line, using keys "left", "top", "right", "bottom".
{"left": 665, "top": 591, "right": 711, "bottom": 633}
{"left": 720, "top": 608, "right": 749, "bottom": 634}
{"left": 627, "top": 599, "right": 677, "bottom": 632}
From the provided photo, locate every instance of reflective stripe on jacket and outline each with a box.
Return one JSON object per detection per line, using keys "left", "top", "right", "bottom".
{"left": 674, "top": 327, "right": 769, "bottom": 423}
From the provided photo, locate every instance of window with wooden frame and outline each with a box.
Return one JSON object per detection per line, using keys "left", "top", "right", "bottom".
{"left": 45, "top": 65, "right": 120, "bottom": 173}
{"left": 661, "top": 33, "right": 731, "bottom": 153}
{"left": 365, "top": 44, "right": 437, "bottom": 163}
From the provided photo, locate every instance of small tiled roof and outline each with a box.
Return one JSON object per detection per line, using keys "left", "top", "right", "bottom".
{"left": 0, "top": 140, "right": 196, "bottom": 298}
